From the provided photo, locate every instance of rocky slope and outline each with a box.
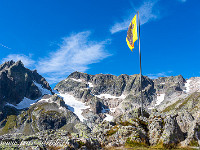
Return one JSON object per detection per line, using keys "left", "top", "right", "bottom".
{"left": 0, "top": 61, "right": 200, "bottom": 149}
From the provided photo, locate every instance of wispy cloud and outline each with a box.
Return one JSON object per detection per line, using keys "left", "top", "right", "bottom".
{"left": 110, "top": 0, "right": 159, "bottom": 34}
{"left": 147, "top": 71, "right": 173, "bottom": 79}
{"left": 0, "top": 43, "right": 11, "bottom": 49}
{"left": 2, "top": 54, "right": 35, "bottom": 68}
{"left": 36, "top": 31, "right": 111, "bottom": 84}
{"left": 2, "top": 31, "right": 111, "bottom": 84}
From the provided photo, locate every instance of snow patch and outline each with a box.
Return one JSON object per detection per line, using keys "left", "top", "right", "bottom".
{"left": 6, "top": 97, "right": 37, "bottom": 109}
{"left": 104, "top": 114, "right": 113, "bottom": 122}
{"left": 184, "top": 78, "right": 200, "bottom": 93}
{"left": 70, "top": 78, "right": 83, "bottom": 82}
{"left": 148, "top": 107, "right": 154, "bottom": 110}
{"left": 37, "top": 98, "right": 51, "bottom": 103}
{"left": 155, "top": 94, "right": 165, "bottom": 106}
{"left": 110, "top": 108, "right": 116, "bottom": 113}
{"left": 184, "top": 79, "right": 192, "bottom": 93}
{"left": 96, "top": 94, "right": 126, "bottom": 99}
{"left": 88, "top": 82, "right": 94, "bottom": 88}
{"left": 33, "top": 81, "right": 52, "bottom": 95}
{"left": 58, "top": 93, "right": 90, "bottom": 122}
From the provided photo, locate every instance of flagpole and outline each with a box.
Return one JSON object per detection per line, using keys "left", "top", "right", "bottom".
{"left": 138, "top": 11, "right": 143, "bottom": 117}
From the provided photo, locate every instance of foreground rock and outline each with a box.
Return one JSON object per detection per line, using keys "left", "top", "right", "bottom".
{"left": 0, "top": 130, "right": 100, "bottom": 150}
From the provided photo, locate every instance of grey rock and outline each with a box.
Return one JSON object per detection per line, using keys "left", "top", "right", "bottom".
{"left": 176, "top": 111, "right": 194, "bottom": 133}
{"left": 159, "top": 115, "right": 184, "bottom": 148}
{"left": 148, "top": 115, "right": 164, "bottom": 145}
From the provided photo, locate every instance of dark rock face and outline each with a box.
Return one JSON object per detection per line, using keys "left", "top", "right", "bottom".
{"left": 38, "top": 110, "right": 67, "bottom": 130}
{"left": 0, "top": 60, "right": 52, "bottom": 107}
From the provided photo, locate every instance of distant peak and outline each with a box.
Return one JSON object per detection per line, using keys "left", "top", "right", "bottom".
{"left": 68, "top": 71, "right": 88, "bottom": 78}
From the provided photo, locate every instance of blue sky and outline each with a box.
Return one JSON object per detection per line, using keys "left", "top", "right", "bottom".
{"left": 0, "top": 0, "right": 199, "bottom": 87}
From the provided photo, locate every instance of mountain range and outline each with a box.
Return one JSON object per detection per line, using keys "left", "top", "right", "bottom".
{"left": 0, "top": 60, "right": 199, "bottom": 149}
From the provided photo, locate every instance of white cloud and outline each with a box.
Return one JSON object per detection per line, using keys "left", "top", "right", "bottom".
{"left": 36, "top": 31, "right": 111, "bottom": 84}
{"left": 110, "top": 21, "right": 130, "bottom": 34}
{"left": 138, "top": 1, "right": 158, "bottom": 25}
{"left": 110, "top": 0, "right": 159, "bottom": 34}
{"left": 2, "top": 54, "right": 35, "bottom": 67}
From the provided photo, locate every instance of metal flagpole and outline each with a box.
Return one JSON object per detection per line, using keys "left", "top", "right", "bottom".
{"left": 138, "top": 11, "right": 143, "bottom": 117}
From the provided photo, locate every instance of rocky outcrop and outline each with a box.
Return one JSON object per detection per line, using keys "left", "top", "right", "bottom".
{"left": 159, "top": 115, "right": 184, "bottom": 148}
{"left": 181, "top": 119, "right": 200, "bottom": 147}
{"left": 0, "top": 130, "right": 100, "bottom": 150}
{"left": 176, "top": 111, "right": 194, "bottom": 133}
{"left": 148, "top": 115, "right": 164, "bottom": 145}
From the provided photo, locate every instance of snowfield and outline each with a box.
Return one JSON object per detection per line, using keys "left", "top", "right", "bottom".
{"left": 184, "top": 79, "right": 192, "bottom": 93}
{"left": 155, "top": 93, "right": 165, "bottom": 106}
{"left": 104, "top": 114, "right": 113, "bottom": 121}
{"left": 6, "top": 97, "right": 37, "bottom": 109}
{"left": 6, "top": 81, "right": 52, "bottom": 109}
{"left": 184, "top": 78, "right": 200, "bottom": 93}
{"left": 33, "top": 81, "right": 52, "bottom": 95}
{"left": 58, "top": 93, "right": 90, "bottom": 122}
{"left": 88, "top": 82, "right": 94, "bottom": 88}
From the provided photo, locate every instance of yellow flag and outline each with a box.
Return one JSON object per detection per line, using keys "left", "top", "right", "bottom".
{"left": 126, "top": 14, "right": 138, "bottom": 51}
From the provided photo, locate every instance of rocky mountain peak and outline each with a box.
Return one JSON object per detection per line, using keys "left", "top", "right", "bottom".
{"left": 68, "top": 71, "right": 93, "bottom": 82}
{"left": 0, "top": 60, "right": 52, "bottom": 109}
{"left": 0, "top": 60, "right": 15, "bottom": 71}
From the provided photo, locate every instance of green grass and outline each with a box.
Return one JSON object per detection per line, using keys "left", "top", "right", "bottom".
{"left": 189, "top": 139, "right": 199, "bottom": 147}
{"left": 1, "top": 115, "right": 17, "bottom": 135}
{"left": 162, "top": 99, "right": 182, "bottom": 113}
{"left": 125, "top": 137, "right": 147, "bottom": 148}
